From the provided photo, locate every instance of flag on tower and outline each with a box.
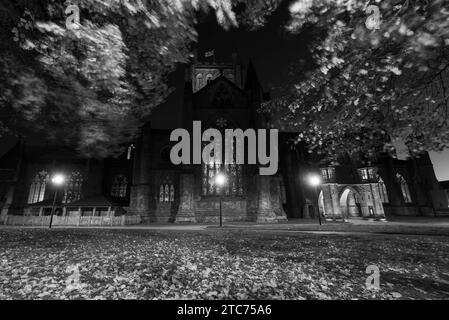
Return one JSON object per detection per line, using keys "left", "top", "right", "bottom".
{"left": 205, "top": 49, "right": 215, "bottom": 58}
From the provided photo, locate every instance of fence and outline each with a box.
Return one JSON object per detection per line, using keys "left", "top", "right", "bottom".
{"left": 435, "top": 208, "right": 449, "bottom": 216}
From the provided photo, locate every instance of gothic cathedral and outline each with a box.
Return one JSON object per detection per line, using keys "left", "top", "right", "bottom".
{"left": 0, "top": 55, "right": 447, "bottom": 226}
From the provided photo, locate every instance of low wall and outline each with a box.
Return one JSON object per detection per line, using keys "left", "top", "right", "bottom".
{"left": 3, "top": 215, "right": 142, "bottom": 226}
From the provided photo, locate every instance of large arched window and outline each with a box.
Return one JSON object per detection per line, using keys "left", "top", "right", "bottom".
{"left": 111, "top": 174, "right": 128, "bottom": 198}
{"left": 202, "top": 163, "right": 244, "bottom": 196}
{"left": 378, "top": 177, "right": 389, "bottom": 203}
{"left": 396, "top": 173, "right": 412, "bottom": 203}
{"left": 201, "top": 137, "right": 243, "bottom": 197}
{"left": 28, "top": 171, "right": 49, "bottom": 204}
{"left": 63, "top": 170, "right": 83, "bottom": 204}
{"left": 159, "top": 183, "right": 174, "bottom": 202}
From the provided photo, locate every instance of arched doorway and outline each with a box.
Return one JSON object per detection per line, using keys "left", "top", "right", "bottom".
{"left": 339, "top": 187, "right": 362, "bottom": 218}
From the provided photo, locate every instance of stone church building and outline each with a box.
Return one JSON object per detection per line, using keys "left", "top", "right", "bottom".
{"left": 0, "top": 56, "right": 448, "bottom": 226}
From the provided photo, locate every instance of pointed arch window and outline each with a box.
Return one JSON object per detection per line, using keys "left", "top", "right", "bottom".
{"left": 358, "top": 167, "right": 376, "bottom": 182}
{"left": 206, "top": 74, "right": 213, "bottom": 84}
{"left": 280, "top": 177, "right": 287, "bottom": 204}
{"left": 28, "top": 171, "right": 49, "bottom": 204}
{"left": 63, "top": 171, "right": 83, "bottom": 204}
{"left": 321, "top": 167, "right": 335, "bottom": 183}
{"left": 159, "top": 183, "right": 174, "bottom": 202}
{"left": 111, "top": 174, "right": 128, "bottom": 198}
{"left": 159, "top": 185, "right": 164, "bottom": 202}
{"left": 196, "top": 74, "right": 203, "bottom": 91}
{"left": 164, "top": 184, "right": 169, "bottom": 202}
{"left": 396, "top": 173, "right": 412, "bottom": 203}
{"left": 378, "top": 177, "right": 389, "bottom": 203}
{"left": 169, "top": 185, "right": 175, "bottom": 202}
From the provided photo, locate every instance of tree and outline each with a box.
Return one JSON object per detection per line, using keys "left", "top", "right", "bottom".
{"left": 262, "top": 0, "right": 449, "bottom": 163}
{"left": 0, "top": 0, "right": 276, "bottom": 158}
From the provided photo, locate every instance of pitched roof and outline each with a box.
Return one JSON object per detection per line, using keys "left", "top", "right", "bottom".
{"left": 244, "top": 59, "right": 261, "bottom": 91}
{"left": 64, "top": 194, "right": 123, "bottom": 207}
{"left": 29, "top": 194, "right": 123, "bottom": 207}
{"left": 193, "top": 74, "right": 246, "bottom": 96}
{"left": 0, "top": 139, "right": 23, "bottom": 169}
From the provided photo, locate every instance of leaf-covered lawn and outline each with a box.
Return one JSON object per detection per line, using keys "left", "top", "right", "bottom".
{"left": 0, "top": 228, "right": 448, "bottom": 300}
{"left": 223, "top": 221, "right": 449, "bottom": 236}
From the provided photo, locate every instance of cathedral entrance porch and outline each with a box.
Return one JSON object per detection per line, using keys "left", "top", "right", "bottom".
{"left": 320, "top": 183, "right": 386, "bottom": 221}
{"left": 339, "top": 187, "right": 363, "bottom": 219}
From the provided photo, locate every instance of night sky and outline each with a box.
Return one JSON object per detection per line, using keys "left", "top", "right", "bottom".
{"left": 1, "top": 1, "right": 448, "bottom": 180}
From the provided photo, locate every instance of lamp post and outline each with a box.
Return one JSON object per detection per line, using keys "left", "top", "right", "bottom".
{"left": 215, "top": 172, "right": 227, "bottom": 227}
{"left": 49, "top": 173, "right": 65, "bottom": 229}
{"left": 308, "top": 174, "right": 322, "bottom": 226}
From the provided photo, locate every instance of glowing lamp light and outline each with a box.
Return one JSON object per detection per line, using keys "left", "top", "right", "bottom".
{"left": 215, "top": 173, "right": 227, "bottom": 186}
{"left": 309, "top": 175, "right": 321, "bottom": 187}
{"left": 51, "top": 173, "right": 66, "bottom": 186}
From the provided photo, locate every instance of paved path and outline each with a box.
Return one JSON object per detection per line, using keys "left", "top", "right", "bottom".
{"left": 2, "top": 217, "right": 449, "bottom": 237}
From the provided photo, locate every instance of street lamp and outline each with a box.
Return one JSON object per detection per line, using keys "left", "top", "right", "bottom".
{"left": 308, "top": 174, "right": 322, "bottom": 226}
{"left": 49, "top": 173, "right": 65, "bottom": 229}
{"left": 215, "top": 172, "right": 227, "bottom": 227}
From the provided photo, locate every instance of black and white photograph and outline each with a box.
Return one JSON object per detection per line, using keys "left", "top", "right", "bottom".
{"left": 0, "top": 0, "right": 449, "bottom": 309}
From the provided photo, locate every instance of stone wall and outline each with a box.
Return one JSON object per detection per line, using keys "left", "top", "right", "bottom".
{"left": 194, "top": 197, "right": 248, "bottom": 223}
{"left": 175, "top": 173, "right": 196, "bottom": 223}
{"left": 128, "top": 124, "right": 156, "bottom": 222}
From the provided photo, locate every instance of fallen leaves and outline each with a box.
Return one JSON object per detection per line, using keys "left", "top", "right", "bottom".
{"left": 0, "top": 228, "right": 448, "bottom": 300}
